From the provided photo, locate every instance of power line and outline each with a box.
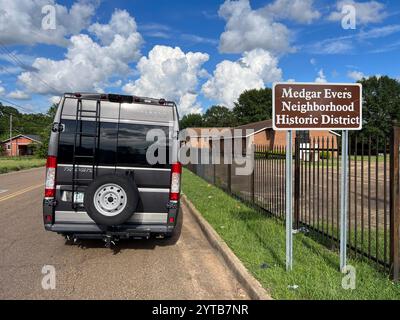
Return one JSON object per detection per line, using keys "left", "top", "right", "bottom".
{"left": 0, "top": 42, "right": 60, "bottom": 94}
{"left": 0, "top": 97, "right": 39, "bottom": 114}
{"left": 0, "top": 65, "right": 18, "bottom": 78}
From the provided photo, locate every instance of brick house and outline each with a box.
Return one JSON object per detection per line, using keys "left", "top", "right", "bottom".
{"left": 1, "top": 134, "right": 42, "bottom": 156}
{"left": 182, "top": 119, "right": 338, "bottom": 158}
{"left": 184, "top": 120, "right": 337, "bottom": 147}
{"left": 234, "top": 119, "right": 338, "bottom": 149}
{"left": 180, "top": 127, "right": 232, "bottom": 149}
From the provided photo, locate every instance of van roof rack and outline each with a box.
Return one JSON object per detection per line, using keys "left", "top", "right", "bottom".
{"left": 64, "top": 92, "right": 176, "bottom": 107}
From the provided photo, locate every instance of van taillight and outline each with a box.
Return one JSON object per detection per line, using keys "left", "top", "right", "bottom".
{"left": 169, "top": 162, "right": 182, "bottom": 201}
{"left": 45, "top": 156, "right": 57, "bottom": 198}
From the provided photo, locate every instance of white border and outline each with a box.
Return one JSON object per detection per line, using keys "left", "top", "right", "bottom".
{"left": 272, "top": 82, "right": 362, "bottom": 131}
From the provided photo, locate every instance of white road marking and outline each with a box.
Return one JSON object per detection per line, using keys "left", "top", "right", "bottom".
{"left": 0, "top": 189, "right": 8, "bottom": 194}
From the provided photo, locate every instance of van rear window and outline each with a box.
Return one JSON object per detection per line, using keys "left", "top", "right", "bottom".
{"left": 58, "top": 120, "right": 171, "bottom": 168}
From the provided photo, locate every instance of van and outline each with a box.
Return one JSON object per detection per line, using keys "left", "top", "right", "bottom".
{"left": 43, "top": 93, "right": 181, "bottom": 245}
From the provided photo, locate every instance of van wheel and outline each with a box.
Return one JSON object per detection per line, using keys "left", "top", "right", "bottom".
{"left": 84, "top": 175, "right": 139, "bottom": 226}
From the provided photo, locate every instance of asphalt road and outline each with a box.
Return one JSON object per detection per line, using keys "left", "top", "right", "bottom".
{"left": 0, "top": 167, "right": 248, "bottom": 300}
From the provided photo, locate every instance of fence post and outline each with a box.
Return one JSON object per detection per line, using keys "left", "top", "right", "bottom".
{"left": 213, "top": 163, "right": 216, "bottom": 185}
{"left": 228, "top": 145, "right": 232, "bottom": 194}
{"left": 294, "top": 137, "right": 300, "bottom": 229}
{"left": 228, "top": 164, "right": 232, "bottom": 193}
{"left": 251, "top": 164, "right": 255, "bottom": 204}
{"left": 390, "top": 125, "right": 400, "bottom": 281}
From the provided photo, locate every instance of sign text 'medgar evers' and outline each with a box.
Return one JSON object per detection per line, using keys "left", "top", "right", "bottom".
{"left": 273, "top": 83, "right": 362, "bottom": 130}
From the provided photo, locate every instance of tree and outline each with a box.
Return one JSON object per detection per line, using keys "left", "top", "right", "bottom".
{"left": 233, "top": 88, "right": 273, "bottom": 125}
{"left": 359, "top": 76, "right": 400, "bottom": 137}
{"left": 203, "top": 105, "right": 236, "bottom": 127}
{"left": 179, "top": 113, "right": 203, "bottom": 129}
{"left": 36, "top": 104, "right": 58, "bottom": 158}
{"left": 0, "top": 103, "right": 56, "bottom": 157}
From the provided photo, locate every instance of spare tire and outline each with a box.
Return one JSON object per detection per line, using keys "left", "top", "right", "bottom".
{"left": 84, "top": 174, "right": 139, "bottom": 226}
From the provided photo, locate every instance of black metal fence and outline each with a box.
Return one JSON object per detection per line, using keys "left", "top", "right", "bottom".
{"left": 186, "top": 129, "right": 400, "bottom": 279}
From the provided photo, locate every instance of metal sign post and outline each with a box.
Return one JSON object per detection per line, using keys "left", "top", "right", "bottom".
{"left": 273, "top": 82, "right": 362, "bottom": 272}
{"left": 286, "top": 130, "right": 293, "bottom": 271}
{"left": 340, "top": 130, "right": 349, "bottom": 271}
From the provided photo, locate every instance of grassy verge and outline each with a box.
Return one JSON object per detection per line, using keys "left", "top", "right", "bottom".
{"left": 301, "top": 222, "right": 390, "bottom": 266}
{"left": 0, "top": 156, "right": 45, "bottom": 174}
{"left": 182, "top": 168, "right": 400, "bottom": 300}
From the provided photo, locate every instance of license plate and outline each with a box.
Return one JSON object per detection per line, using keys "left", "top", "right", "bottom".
{"left": 73, "top": 192, "right": 84, "bottom": 203}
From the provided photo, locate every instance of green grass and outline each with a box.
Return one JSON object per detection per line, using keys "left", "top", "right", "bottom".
{"left": 182, "top": 168, "right": 400, "bottom": 300}
{"left": 296, "top": 220, "right": 389, "bottom": 266}
{"left": 350, "top": 155, "right": 387, "bottom": 162}
{"left": 0, "top": 156, "right": 45, "bottom": 174}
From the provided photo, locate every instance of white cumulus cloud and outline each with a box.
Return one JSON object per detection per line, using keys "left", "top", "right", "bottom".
{"left": 202, "top": 48, "right": 282, "bottom": 108}
{"left": 347, "top": 70, "right": 366, "bottom": 81}
{"left": 218, "top": 0, "right": 292, "bottom": 54}
{"left": 0, "top": 81, "right": 5, "bottom": 96}
{"left": 17, "top": 9, "right": 143, "bottom": 95}
{"left": 328, "top": 0, "right": 387, "bottom": 25}
{"left": 315, "top": 69, "right": 327, "bottom": 83}
{"left": 49, "top": 95, "right": 61, "bottom": 105}
{"left": 88, "top": 9, "right": 139, "bottom": 45}
{"left": 263, "top": 0, "right": 321, "bottom": 24}
{"left": 0, "top": 0, "right": 97, "bottom": 46}
{"left": 123, "top": 45, "right": 209, "bottom": 116}
{"left": 218, "top": 0, "right": 321, "bottom": 54}
{"left": 7, "top": 90, "right": 30, "bottom": 100}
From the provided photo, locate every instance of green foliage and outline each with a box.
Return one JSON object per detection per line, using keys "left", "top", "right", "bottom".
{"left": 35, "top": 106, "right": 57, "bottom": 158}
{"left": 359, "top": 76, "right": 400, "bottom": 137}
{"left": 319, "top": 151, "right": 331, "bottom": 160}
{"left": 0, "top": 157, "right": 46, "bottom": 174}
{"left": 255, "top": 150, "right": 286, "bottom": 159}
{"left": 0, "top": 103, "right": 56, "bottom": 158}
{"left": 232, "top": 88, "right": 273, "bottom": 125}
{"left": 179, "top": 113, "right": 203, "bottom": 129}
{"left": 202, "top": 105, "right": 236, "bottom": 127}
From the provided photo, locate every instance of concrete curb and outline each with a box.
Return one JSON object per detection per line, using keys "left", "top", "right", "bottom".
{"left": 181, "top": 195, "right": 272, "bottom": 300}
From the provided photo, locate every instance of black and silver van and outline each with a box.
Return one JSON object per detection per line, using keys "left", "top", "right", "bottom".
{"left": 43, "top": 93, "right": 181, "bottom": 244}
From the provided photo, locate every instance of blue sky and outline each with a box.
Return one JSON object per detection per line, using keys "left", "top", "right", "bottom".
{"left": 0, "top": 0, "right": 399, "bottom": 115}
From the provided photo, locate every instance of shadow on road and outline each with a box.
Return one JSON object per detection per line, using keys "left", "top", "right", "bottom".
{"left": 63, "top": 211, "right": 183, "bottom": 255}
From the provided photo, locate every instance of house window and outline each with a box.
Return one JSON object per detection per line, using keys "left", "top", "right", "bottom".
{"left": 297, "top": 131, "right": 310, "bottom": 143}
{"left": 7, "top": 144, "right": 11, "bottom": 150}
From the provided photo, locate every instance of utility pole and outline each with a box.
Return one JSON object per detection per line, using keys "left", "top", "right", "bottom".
{"left": 9, "top": 114, "right": 12, "bottom": 156}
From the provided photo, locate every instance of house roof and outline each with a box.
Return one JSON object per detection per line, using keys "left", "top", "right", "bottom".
{"left": 234, "top": 119, "right": 273, "bottom": 137}
{"left": 235, "top": 119, "right": 272, "bottom": 132}
{"left": 182, "top": 120, "right": 274, "bottom": 139}
{"left": 1, "top": 134, "right": 42, "bottom": 144}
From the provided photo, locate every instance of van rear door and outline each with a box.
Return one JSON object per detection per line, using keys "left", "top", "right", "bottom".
{"left": 53, "top": 96, "right": 179, "bottom": 226}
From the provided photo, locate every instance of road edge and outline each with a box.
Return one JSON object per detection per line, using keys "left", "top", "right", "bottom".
{"left": 0, "top": 166, "right": 45, "bottom": 177}
{"left": 181, "top": 195, "right": 272, "bottom": 300}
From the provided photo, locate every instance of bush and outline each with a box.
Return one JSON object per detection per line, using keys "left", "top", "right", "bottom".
{"left": 35, "top": 141, "right": 48, "bottom": 158}
{"left": 320, "top": 151, "right": 331, "bottom": 160}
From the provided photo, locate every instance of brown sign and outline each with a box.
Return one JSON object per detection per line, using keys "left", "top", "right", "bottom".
{"left": 273, "top": 82, "right": 362, "bottom": 130}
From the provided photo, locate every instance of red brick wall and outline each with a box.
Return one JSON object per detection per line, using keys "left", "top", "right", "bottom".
{"left": 3, "top": 137, "right": 36, "bottom": 156}
{"left": 258, "top": 129, "right": 337, "bottom": 149}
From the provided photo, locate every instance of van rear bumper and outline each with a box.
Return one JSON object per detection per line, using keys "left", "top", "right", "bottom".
{"left": 45, "top": 223, "right": 174, "bottom": 236}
